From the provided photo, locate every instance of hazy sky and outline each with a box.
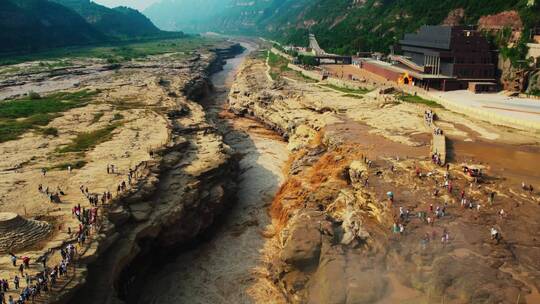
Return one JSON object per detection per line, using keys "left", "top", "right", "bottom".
{"left": 93, "top": 0, "right": 159, "bottom": 11}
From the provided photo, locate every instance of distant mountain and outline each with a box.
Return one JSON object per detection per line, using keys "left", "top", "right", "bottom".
{"left": 145, "top": 0, "right": 540, "bottom": 55}
{"left": 0, "top": 0, "right": 178, "bottom": 55}
{"left": 0, "top": 0, "right": 105, "bottom": 53}
{"left": 256, "top": 0, "right": 540, "bottom": 54}
{"left": 144, "top": 0, "right": 309, "bottom": 34}
{"left": 52, "top": 0, "right": 161, "bottom": 38}
{"left": 144, "top": 0, "right": 228, "bottom": 32}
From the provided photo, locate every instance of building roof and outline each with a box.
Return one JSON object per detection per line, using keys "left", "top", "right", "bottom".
{"left": 400, "top": 25, "right": 479, "bottom": 51}
{"left": 400, "top": 25, "right": 454, "bottom": 50}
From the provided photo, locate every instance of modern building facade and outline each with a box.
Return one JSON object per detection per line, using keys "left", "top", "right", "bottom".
{"left": 397, "top": 25, "right": 497, "bottom": 91}
{"left": 357, "top": 25, "right": 497, "bottom": 91}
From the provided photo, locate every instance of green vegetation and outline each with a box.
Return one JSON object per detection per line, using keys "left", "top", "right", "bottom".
{"left": 268, "top": 52, "right": 290, "bottom": 71}
{"left": 398, "top": 93, "right": 443, "bottom": 108}
{"left": 1, "top": 36, "right": 220, "bottom": 66}
{"left": 0, "top": 0, "right": 180, "bottom": 55}
{"left": 0, "top": 90, "right": 96, "bottom": 119}
{"left": 177, "top": 0, "right": 538, "bottom": 61}
{"left": 342, "top": 94, "right": 364, "bottom": 99}
{"left": 112, "top": 113, "right": 124, "bottom": 121}
{"left": 40, "top": 127, "right": 59, "bottom": 137}
{"left": 294, "top": 71, "right": 318, "bottom": 83}
{"left": 321, "top": 84, "right": 371, "bottom": 95}
{"left": 297, "top": 55, "right": 318, "bottom": 66}
{"left": 91, "top": 112, "right": 104, "bottom": 124}
{"left": 268, "top": 51, "right": 291, "bottom": 80}
{"left": 58, "top": 122, "right": 122, "bottom": 153}
{"left": 530, "top": 89, "right": 540, "bottom": 96}
{"left": 51, "top": 0, "right": 160, "bottom": 38}
{"left": 0, "top": 90, "right": 97, "bottom": 143}
{"left": 48, "top": 160, "right": 87, "bottom": 171}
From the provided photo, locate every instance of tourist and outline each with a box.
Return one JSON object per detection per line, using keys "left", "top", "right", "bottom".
{"left": 488, "top": 191, "right": 495, "bottom": 205}
{"left": 460, "top": 197, "right": 466, "bottom": 208}
{"left": 491, "top": 227, "right": 500, "bottom": 244}
{"left": 499, "top": 209, "right": 506, "bottom": 219}
{"left": 41, "top": 168, "right": 46, "bottom": 177}
{"left": 13, "top": 276, "right": 19, "bottom": 290}
{"left": 107, "top": 164, "right": 110, "bottom": 174}
{"left": 392, "top": 222, "right": 399, "bottom": 234}
{"left": 9, "top": 254, "right": 17, "bottom": 267}
{"left": 68, "top": 165, "right": 72, "bottom": 173}
{"left": 387, "top": 191, "right": 394, "bottom": 203}
{"left": 18, "top": 264, "right": 23, "bottom": 277}
{"left": 8, "top": 295, "right": 13, "bottom": 304}
{"left": 22, "top": 257, "right": 29, "bottom": 269}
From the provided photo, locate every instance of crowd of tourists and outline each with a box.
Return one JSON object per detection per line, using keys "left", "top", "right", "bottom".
{"left": 1, "top": 244, "right": 75, "bottom": 304}
{"left": 1, "top": 162, "right": 143, "bottom": 303}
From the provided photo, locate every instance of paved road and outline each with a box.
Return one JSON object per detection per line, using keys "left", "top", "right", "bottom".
{"left": 431, "top": 90, "right": 540, "bottom": 128}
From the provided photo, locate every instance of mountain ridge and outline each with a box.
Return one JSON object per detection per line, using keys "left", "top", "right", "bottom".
{"left": 0, "top": 0, "right": 173, "bottom": 55}
{"left": 145, "top": 0, "right": 540, "bottom": 55}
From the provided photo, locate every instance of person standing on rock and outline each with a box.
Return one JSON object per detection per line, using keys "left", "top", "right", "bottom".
{"left": 9, "top": 253, "right": 17, "bottom": 267}
{"left": 488, "top": 191, "right": 495, "bottom": 205}
{"left": 13, "top": 276, "right": 19, "bottom": 290}
{"left": 22, "top": 257, "right": 29, "bottom": 269}
{"left": 491, "top": 227, "right": 500, "bottom": 244}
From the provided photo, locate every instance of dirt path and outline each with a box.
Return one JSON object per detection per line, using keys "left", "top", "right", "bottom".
{"left": 138, "top": 44, "right": 289, "bottom": 303}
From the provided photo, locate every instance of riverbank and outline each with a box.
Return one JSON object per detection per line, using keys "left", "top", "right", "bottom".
{"left": 133, "top": 42, "right": 290, "bottom": 304}
{"left": 228, "top": 53, "right": 540, "bottom": 303}
{"left": 0, "top": 40, "right": 245, "bottom": 303}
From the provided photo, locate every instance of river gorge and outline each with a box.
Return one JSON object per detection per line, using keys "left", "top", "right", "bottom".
{"left": 136, "top": 43, "right": 289, "bottom": 303}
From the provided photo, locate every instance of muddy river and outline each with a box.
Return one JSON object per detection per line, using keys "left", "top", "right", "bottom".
{"left": 137, "top": 44, "right": 289, "bottom": 303}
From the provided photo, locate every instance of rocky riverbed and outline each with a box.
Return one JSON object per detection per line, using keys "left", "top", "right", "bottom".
{"left": 227, "top": 53, "right": 540, "bottom": 304}
{"left": 137, "top": 43, "right": 289, "bottom": 303}
{"left": 2, "top": 39, "right": 540, "bottom": 304}
{"left": 0, "top": 40, "right": 245, "bottom": 303}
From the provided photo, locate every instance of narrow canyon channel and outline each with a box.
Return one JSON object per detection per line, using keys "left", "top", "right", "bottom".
{"left": 137, "top": 43, "right": 289, "bottom": 303}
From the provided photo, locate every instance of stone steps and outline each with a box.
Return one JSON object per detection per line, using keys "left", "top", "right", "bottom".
{"left": 0, "top": 213, "right": 52, "bottom": 253}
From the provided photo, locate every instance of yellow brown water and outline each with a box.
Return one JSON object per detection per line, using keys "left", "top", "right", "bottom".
{"left": 450, "top": 138, "right": 540, "bottom": 185}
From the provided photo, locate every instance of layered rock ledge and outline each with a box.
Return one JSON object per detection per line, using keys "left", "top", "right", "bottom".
{"left": 228, "top": 54, "right": 540, "bottom": 303}
{"left": 0, "top": 43, "right": 244, "bottom": 304}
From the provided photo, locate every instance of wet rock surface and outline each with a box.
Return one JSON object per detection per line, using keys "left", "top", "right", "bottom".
{"left": 229, "top": 54, "right": 540, "bottom": 303}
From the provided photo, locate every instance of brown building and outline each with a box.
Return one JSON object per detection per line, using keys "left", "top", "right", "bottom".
{"left": 399, "top": 25, "right": 497, "bottom": 91}
{"left": 359, "top": 25, "right": 498, "bottom": 91}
